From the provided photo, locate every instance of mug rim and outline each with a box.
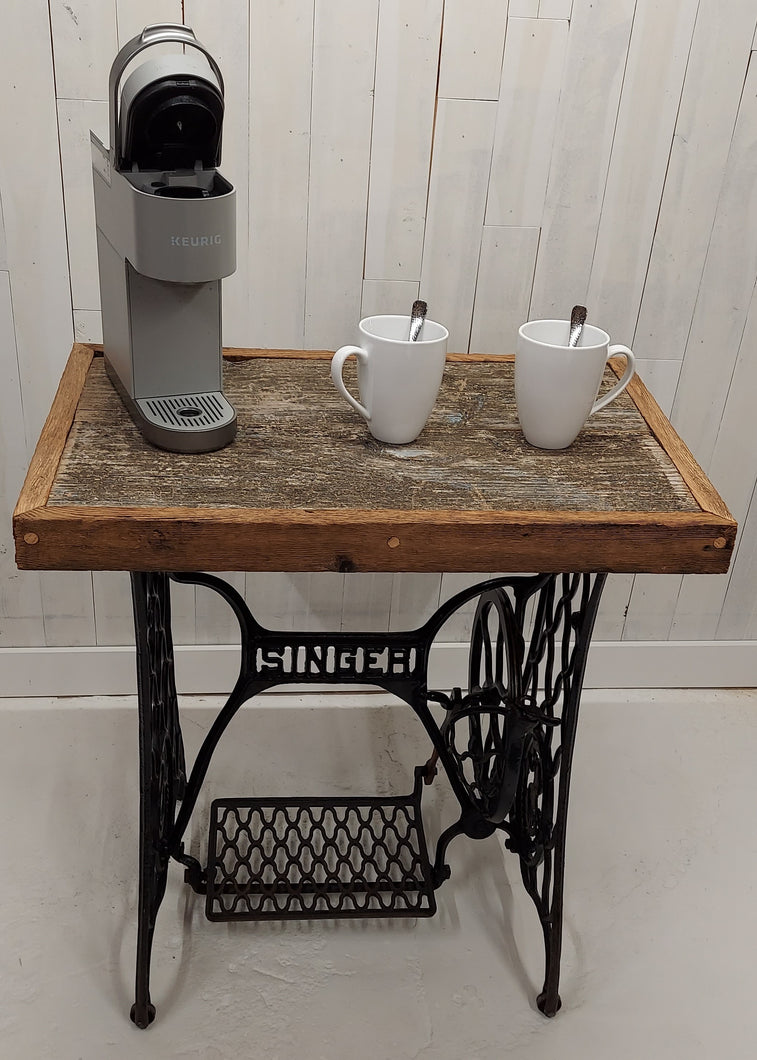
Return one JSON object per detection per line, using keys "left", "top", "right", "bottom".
{"left": 519, "top": 318, "right": 610, "bottom": 350}
{"left": 359, "top": 314, "right": 449, "bottom": 344}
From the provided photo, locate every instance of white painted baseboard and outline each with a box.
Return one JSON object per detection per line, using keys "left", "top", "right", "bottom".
{"left": 0, "top": 641, "right": 755, "bottom": 698}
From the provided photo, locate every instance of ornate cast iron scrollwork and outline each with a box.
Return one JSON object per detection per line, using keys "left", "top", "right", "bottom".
{"left": 130, "top": 571, "right": 186, "bottom": 1028}
{"left": 455, "top": 573, "right": 606, "bottom": 1016}
{"left": 128, "top": 569, "right": 605, "bottom": 1026}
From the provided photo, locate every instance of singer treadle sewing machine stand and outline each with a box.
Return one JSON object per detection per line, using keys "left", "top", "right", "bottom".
{"left": 14, "top": 346, "right": 735, "bottom": 1027}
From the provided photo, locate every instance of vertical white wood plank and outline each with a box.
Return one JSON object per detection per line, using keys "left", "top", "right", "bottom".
{"left": 529, "top": 0, "right": 636, "bottom": 319}
{"left": 94, "top": 572, "right": 194, "bottom": 645}
{"left": 93, "top": 572, "right": 133, "bottom": 645}
{"left": 623, "top": 2, "right": 757, "bottom": 645}
{"left": 592, "top": 574, "right": 634, "bottom": 642}
{"left": 364, "top": 0, "right": 442, "bottom": 281}
{"left": 510, "top": 1, "right": 539, "bottom": 16}
{"left": 186, "top": 1, "right": 250, "bottom": 346}
{"left": 246, "top": 573, "right": 298, "bottom": 631}
{"left": 538, "top": 0, "right": 573, "bottom": 18}
{"left": 438, "top": 0, "right": 508, "bottom": 100}
{"left": 49, "top": 0, "right": 117, "bottom": 100}
{"left": 195, "top": 573, "right": 246, "bottom": 644}
{"left": 437, "top": 572, "right": 489, "bottom": 641}
{"left": 0, "top": 272, "right": 44, "bottom": 646}
{"left": 341, "top": 575, "right": 394, "bottom": 632}
{"left": 587, "top": 0, "right": 701, "bottom": 342}
{"left": 486, "top": 17, "right": 568, "bottom": 227}
{"left": 633, "top": 359, "right": 681, "bottom": 417}
{"left": 670, "top": 269, "right": 757, "bottom": 641}
{"left": 470, "top": 226, "right": 539, "bottom": 354}
{"left": 420, "top": 99, "right": 498, "bottom": 352}
{"left": 293, "top": 574, "right": 346, "bottom": 633}
{"left": 718, "top": 481, "right": 757, "bottom": 640}
{"left": 73, "top": 310, "right": 102, "bottom": 343}
{"left": 622, "top": 574, "right": 679, "bottom": 641}
{"left": 169, "top": 579, "right": 196, "bottom": 645}
{"left": 40, "top": 572, "right": 95, "bottom": 646}
{"left": 634, "top": 0, "right": 757, "bottom": 362}
{"left": 304, "top": 0, "right": 378, "bottom": 350}
{"left": 246, "top": 0, "right": 313, "bottom": 349}
{"left": 670, "top": 52, "right": 757, "bottom": 470}
{"left": 389, "top": 574, "right": 442, "bottom": 632}
{"left": 0, "top": 0, "right": 74, "bottom": 448}
{"left": 361, "top": 279, "right": 419, "bottom": 317}
{"left": 115, "top": 1, "right": 182, "bottom": 46}
{"left": 245, "top": 573, "right": 346, "bottom": 633}
{"left": 57, "top": 99, "right": 108, "bottom": 311}
{"left": 0, "top": 189, "right": 7, "bottom": 269}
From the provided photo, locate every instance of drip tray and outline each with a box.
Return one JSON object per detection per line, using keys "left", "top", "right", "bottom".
{"left": 136, "top": 391, "right": 235, "bottom": 432}
{"left": 205, "top": 767, "right": 437, "bottom": 921}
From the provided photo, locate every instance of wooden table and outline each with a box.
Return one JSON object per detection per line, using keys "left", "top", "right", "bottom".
{"left": 14, "top": 345, "right": 735, "bottom": 1027}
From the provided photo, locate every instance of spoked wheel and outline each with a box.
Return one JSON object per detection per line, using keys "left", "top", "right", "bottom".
{"left": 440, "top": 589, "right": 536, "bottom": 823}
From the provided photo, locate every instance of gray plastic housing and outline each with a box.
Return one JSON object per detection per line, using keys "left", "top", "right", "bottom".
{"left": 90, "top": 24, "right": 238, "bottom": 453}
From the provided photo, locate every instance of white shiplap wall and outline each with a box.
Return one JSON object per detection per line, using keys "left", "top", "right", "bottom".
{"left": 1, "top": 0, "right": 756, "bottom": 660}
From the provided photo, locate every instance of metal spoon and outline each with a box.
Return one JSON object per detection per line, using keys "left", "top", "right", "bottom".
{"left": 408, "top": 300, "right": 427, "bottom": 341}
{"left": 568, "top": 305, "right": 587, "bottom": 347}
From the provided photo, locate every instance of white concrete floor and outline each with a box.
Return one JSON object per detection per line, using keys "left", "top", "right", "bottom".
{"left": 1, "top": 688, "right": 756, "bottom": 1059}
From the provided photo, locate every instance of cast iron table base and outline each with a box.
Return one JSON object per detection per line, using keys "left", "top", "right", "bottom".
{"left": 129, "top": 569, "right": 606, "bottom": 1028}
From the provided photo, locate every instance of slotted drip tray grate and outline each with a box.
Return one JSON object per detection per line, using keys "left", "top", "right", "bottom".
{"left": 205, "top": 767, "right": 436, "bottom": 921}
{"left": 136, "top": 391, "right": 235, "bottom": 432}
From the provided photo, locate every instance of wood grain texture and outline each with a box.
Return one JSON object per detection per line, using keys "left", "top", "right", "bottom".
{"left": 364, "top": 0, "right": 442, "bottom": 280}
{"left": 14, "top": 504, "right": 735, "bottom": 575}
{"left": 470, "top": 227, "right": 539, "bottom": 355}
{"left": 14, "top": 344, "right": 94, "bottom": 516}
{"left": 247, "top": 0, "right": 313, "bottom": 348}
{"left": 486, "top": 17, "right": 568, "bottom": 227}
{"left": 304, "top": 0, "right": 378, "bottom": 348}
{"left": 0, "top": 272, "right": 44, "bottom": 646}
{"left": 419, "top": 99, "right": 498, "bottom": 352}
{"left": 437, "top": 0, "right": 508, "bottom": 100}
{"left": 587, "top": 0, "right": 700, "bottom": 341}
{"left": 50, "top": 356, "right": 700, "bottom": 515}
{"left": 530, "top": 0, "right": 637, "bottom": 318}
{"left": 633, "top": 0, "right": 757, "bottom": 362}
{"left": 14, "top": 349, "right": 735, "bottom": 574}
{"left": 610, "top": 360, "right": 732, "bottom": 520}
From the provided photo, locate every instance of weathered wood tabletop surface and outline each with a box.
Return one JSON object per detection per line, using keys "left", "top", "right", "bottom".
{"left": 14, "top": 346, "right": 735, "bottom": 574}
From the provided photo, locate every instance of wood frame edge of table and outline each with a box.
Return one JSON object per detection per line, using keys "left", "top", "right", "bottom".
{"left": 13, "top": 342, "right": 95, "bottom": 521}
{"left": 609, "top": 358, "right": 734, "bottom": 521}
{"left": 15, "top": 505, "right": 736, "bottom": 574}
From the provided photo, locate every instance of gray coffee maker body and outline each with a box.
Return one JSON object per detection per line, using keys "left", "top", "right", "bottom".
{"left": 91, "top": 24, "right": 237, "bottom": 452}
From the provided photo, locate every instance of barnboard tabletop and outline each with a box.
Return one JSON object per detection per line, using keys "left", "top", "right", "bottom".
{"left": 14, "top": 345, "right": 736, "bottom": 574}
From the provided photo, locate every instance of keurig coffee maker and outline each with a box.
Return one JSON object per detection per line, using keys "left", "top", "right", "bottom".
{"left": 91, "top": 23, "right": 237, "bottom": 452}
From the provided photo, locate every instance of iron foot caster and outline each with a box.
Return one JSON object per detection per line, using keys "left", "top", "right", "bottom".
{"left": 536, "top": 991, "right": 562, "bottom": 1018}
{"left": 130, "top": 1002, "right": 156, "bottom": 1028}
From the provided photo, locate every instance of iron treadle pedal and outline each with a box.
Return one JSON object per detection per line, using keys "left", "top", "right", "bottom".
{"left": 205, "top": 766, "right": 437, "bottom": 921}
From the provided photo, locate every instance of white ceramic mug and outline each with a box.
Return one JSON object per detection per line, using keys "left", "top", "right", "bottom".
{"left": 515, "top": 319, "right": 636, "bottom": 449}
{"left": 331, "top": 315, "right": 449, "bottom": 444}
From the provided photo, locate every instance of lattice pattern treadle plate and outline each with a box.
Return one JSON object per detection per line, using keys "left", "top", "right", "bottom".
{"left": 205, "top": 768, "right": 436, "bottom": 920}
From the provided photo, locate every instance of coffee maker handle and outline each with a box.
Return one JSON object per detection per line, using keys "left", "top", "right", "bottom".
{"left": 108, "top": 23, "right": 225, "bottom": 167}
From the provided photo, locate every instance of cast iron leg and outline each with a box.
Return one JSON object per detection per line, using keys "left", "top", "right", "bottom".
{"left": 129, "top": 572, "right": 186, "bottom": 1029}
{"left": 505, "top": 573, "right": 607, "bottom": 1016}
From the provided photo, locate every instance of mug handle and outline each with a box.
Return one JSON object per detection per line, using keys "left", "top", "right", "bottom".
{"left": 331, "top": 345, "right": 371, "bottom": 422}
{"left": 591, "top": 344, "right": 636, "bottom": 414}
